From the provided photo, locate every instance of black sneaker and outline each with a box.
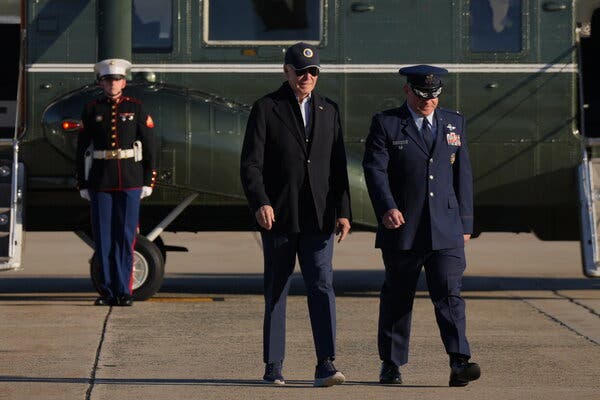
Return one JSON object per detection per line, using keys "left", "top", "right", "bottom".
{"left": 94, "top": 297, "right": 115, "bottom": 306}
{"left": 449, "top": 358, "right": 481, "bottom": 387}
{"left": 116, "top": 295, "right": 133, "bottom": 306}
{"left": 263, "top": 361, "right": 285, "bottom": 385}
{"left": 314, "top": 359, "right": 345, "bottom": 387}
{"left": 379, "top": 361, "right": 402, "bottom": 384}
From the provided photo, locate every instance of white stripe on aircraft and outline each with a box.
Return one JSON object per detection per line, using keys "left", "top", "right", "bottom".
{"left": 26, "top": 63, "right": 577, "bottom": 74}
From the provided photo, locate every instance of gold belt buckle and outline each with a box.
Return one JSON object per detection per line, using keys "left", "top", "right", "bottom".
{"left": 111, "top": 151, "right": 117, "bottom": 159}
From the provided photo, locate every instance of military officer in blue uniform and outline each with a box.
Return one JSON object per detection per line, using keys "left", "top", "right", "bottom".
{"left": 76, "top": 59, "right": 157, "bottom": 307}
{"left": 362, "top": 65, "right": 481, "bottom": 387}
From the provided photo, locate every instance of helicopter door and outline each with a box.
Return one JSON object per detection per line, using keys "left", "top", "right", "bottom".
{"left": 0, "top": 23, "right": 19, "bottom": 139}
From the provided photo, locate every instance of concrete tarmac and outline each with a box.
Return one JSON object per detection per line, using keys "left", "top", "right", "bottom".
{"left": 0, "top": 231, "right": 599, "bottom": 400}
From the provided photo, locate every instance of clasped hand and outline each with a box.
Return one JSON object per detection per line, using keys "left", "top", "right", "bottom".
{"left": 140, "top": 186, "right": 153, "bottom": 199}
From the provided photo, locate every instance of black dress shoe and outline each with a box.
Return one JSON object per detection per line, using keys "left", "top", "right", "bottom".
{"left": 379, "top": 361, "right": 402, "bottom": 384}
{"left": 449, "top": 359, "right": 481, "bottom": 387}
{"left": 116, "top": 296, "right": 133, "bottom": 306}
{"left": 94, "top": 297, "right": 114, "bottom": 306}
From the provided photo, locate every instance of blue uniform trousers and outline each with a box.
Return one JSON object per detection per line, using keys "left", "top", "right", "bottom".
{"left": 261, "top": 231, "right": 336, "bottom": 363}
{"left": 90, "top": 189, "right": 142, "bottom": 299}
{"left": 378, "top": 247, "right": 471, "bottom": 366}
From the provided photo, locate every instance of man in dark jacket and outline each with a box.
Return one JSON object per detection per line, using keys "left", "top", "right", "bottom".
{"left": 76, "top": 58, "right": 157, "bottom": 307}
{"left": 363, "top": 65, "right": 480, "bottom": 387}
{"left": 240, "top": 42, "right": 351, "bottom": 387}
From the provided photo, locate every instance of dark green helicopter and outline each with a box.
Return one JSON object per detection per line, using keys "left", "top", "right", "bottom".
{"left": 1, "top": 0, "right": 599, "bottom": 299}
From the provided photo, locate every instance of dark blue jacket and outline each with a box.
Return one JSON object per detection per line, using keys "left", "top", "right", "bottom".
{"left": 363, "top": 103, "right": 473, "bottom": 250}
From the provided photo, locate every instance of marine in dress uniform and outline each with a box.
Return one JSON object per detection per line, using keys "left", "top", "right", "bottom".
{"left": 362, "top": 65, "right": 481, "bottom": 387}
{"left": 240, "top": 42, "right": 351, "bottom": 387}
{"left": 76, "top": 59, "right": 157, "bottom": 307}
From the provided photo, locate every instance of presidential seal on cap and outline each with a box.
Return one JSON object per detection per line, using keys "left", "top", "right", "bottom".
{"left": 399, "top": 64, "right": 448, "bottom": 99}
{"left": 284, "top": 42, "right": 320, "bottom": 70}
{"left": 94, "top": 58, "right": 132, "bottom": 80}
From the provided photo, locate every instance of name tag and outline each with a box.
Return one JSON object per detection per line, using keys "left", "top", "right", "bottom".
{"left": 392, "top": 139, "right": 408, "bottom": 150}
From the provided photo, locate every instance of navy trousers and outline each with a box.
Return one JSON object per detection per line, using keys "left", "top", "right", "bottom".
{"left": 261, "top": 231, "right": 336, "bottom": 363}
{"left": 90, "top": 189, "right": 142, "bottom": 299}
{"left": 378, "top": 247, "right": 471, "bottom": 366}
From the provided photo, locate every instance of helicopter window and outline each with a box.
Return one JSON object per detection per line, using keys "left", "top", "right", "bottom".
{"left": 469, "top": 0, "right": 522, "bottom": 52}
{"left": 132, "top": 0, "right": 173, "bottom": 52}
{"left": 204, "top": 0, "right": 322, "bottom": 45}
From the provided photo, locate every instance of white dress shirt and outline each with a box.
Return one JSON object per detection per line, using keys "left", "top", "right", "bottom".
{"left": 297, "top": 94, "right": 312, "bottom": 129}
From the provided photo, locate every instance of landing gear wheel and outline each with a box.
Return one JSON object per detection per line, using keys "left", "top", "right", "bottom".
{"left": 90, "top": 234, "right": 165, "bottom": 301}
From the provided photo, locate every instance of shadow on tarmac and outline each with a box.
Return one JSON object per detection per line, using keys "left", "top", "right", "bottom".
{"left": 0, "top": 271, "right": 598, "bottom": 300}
{"left": 0, "top": 376, "right": 442, "bottom": 388}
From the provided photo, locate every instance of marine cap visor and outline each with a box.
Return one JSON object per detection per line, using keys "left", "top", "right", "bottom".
{"left": 98, "top": 74, "right": 126, "bottom": 80}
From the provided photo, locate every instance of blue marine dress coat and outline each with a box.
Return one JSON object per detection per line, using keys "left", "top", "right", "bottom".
{"left": 363, "top": 103, "right": 473, "bottom": 250}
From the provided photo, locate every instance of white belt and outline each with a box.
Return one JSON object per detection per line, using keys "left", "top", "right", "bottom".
{"left": 93, "top": 149, "right": 135, "bottom": 160}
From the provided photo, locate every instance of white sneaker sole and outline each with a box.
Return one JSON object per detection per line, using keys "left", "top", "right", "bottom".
{"left": 263, "top": 378, "right": 285, "bottom": 385}
{"left": 314, "top": 371, "right": 345, "bottom": 387}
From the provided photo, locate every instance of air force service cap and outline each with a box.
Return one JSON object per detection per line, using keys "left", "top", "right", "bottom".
{"left": 284, "top": 42, "right": 320, "bottom": 70}
{"left": 94, "top": 58, "right": 132, "bottom": 80}
{"left": 399, "top": 64, "right": 448, "bottom": 99}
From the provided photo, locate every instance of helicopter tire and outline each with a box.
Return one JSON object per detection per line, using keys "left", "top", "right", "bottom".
{"left": 90, "top": 234, "right": 165, "bottom": 301}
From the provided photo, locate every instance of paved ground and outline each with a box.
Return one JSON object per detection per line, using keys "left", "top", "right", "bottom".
{"left": 0, "top": 231, "right": 599, "bottom": 400}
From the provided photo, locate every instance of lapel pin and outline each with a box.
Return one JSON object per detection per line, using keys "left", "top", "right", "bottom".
{"left": 318, "top": 105, "right": 324, "bottom": 110}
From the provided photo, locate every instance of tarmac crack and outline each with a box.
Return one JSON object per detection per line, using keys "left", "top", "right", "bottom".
{"left": 552, "top": 290, "right": 600, "bottom": 319}
{"left": 518, "top": 295, "right": 600, "bottom": 347}
{"left": 85, "top": 306, "right": 113, "bottom": 400}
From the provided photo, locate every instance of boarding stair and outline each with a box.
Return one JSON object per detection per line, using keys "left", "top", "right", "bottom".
{"left": 0, "top": 22, "right": 24, "bottom": 271}
{"left": 0, "top": 139, "right": 24, "bottom": 271}
{"left": 579, "top": 155, "right": 600, "bottom": 277}
{"left": 577, "top": 19, "right": 600, "bottom": 278}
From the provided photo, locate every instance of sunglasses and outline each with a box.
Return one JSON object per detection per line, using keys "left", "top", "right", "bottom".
{"left": 410, "top": 85, "right": 443, "bottom": 99}
{"left": 294, "top": 67, "right": 320, "bottom": 77}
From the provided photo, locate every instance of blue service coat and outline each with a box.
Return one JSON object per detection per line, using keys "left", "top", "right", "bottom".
{"left": 363, "top": 103, "right": 473, "bottom": 250}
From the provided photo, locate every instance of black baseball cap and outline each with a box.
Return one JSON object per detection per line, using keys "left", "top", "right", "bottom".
{"left": 284, "top": 42, "right": 320, "bottom": 70}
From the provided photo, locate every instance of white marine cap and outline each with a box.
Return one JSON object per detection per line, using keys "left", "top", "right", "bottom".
{"left": 94, "top": 58, "right": 132, "bottom": 80}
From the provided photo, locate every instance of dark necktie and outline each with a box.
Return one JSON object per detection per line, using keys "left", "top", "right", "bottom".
{"left": 422, "top": 118, "right": 434, "bottom": 152}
